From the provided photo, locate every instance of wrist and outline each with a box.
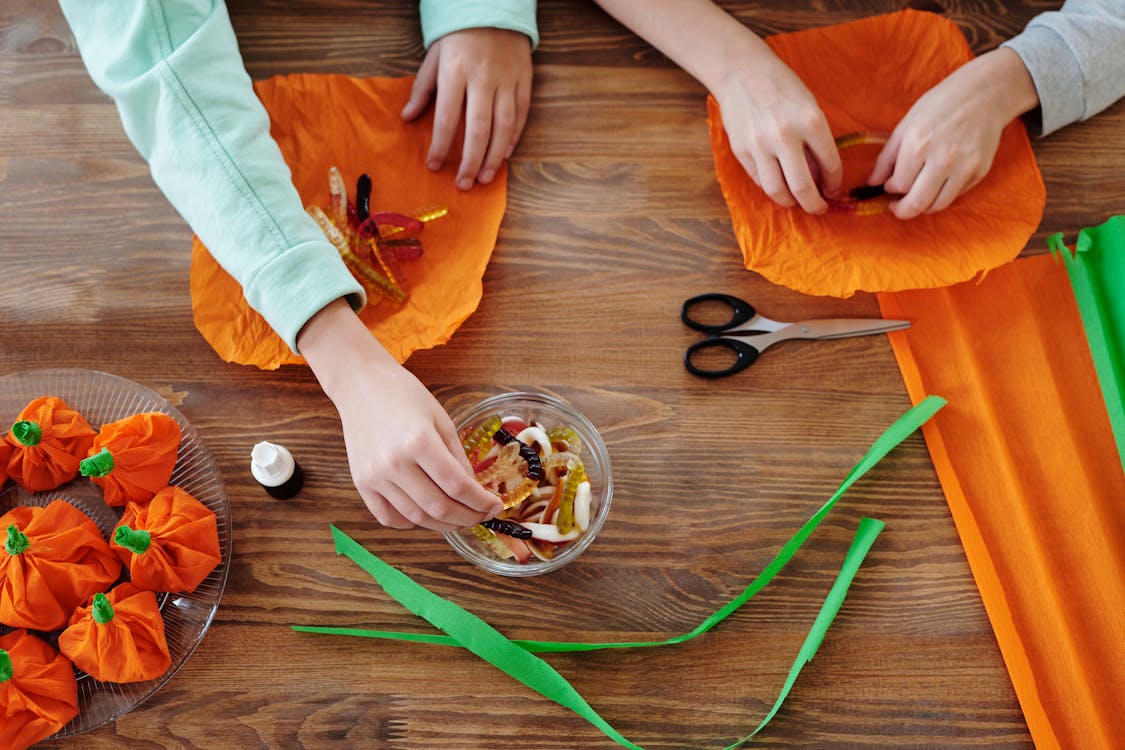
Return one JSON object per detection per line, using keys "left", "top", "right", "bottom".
{"left": 971, "top": 48, "right": 1040, "bottom": 123}
{"left": 296, "top": 298, "right": 399, "bottom": 402}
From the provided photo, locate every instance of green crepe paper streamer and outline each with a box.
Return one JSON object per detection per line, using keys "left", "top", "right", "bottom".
{"left": 724, "top": 517, "right": 884, "bottom": 748}
{"left": 326, "top": 518, "right": 883, "bottom": 750}
{"left": 328, "top": 524, "right": 646, "bottom": 750}
{"left": 294, "top": 395, "right": 947, "bottom": 652}
{"left": 1050, "top": 214, "right": 1125, "bottom": 469}
{"left": 295, "top": 397, "right": 944, "bottom": 747}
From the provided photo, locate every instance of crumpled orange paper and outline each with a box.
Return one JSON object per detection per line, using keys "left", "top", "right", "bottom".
{"left": 0, "top": 629, "right": 79, "bottom": 750}
{"left": 191, "top": 74, "right": 508, "bottom": 369}
{"left": 82, "top": 411, "right": 182, "bottom": 507}
{"left": 708, "top": 10, "right": 1045, "bottom": 297}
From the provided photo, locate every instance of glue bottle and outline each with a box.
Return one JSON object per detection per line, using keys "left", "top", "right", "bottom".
{"left": 250, "top": 441, "right": 305, "bottom": 499}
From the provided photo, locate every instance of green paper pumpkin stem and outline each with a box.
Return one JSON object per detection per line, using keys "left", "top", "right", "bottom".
{"left": 0, "top": 649, "right": 12, "bottom": 683}
{"left": 10, "top": 420, "right": 42, "bottom": 446}
{"left": 114, "top": 525, "right": 152, "bottom": 555}
{"left": 92, "top": 593, "right": 115, "bottom": 624}
{"left": 80, "top": 447, "right": 115, "bottom": 478}
{"left": 5, "top": 524, "right": 30, "bottom": 555}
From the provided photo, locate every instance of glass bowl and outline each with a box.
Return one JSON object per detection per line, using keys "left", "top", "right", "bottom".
{"left": 444, "top": 392, "right": 612, "bottom": 577}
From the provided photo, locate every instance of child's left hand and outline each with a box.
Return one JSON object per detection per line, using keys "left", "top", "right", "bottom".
{"left": 402, "top": 27, "right": 533, "bottom": 191}
{"left": 868, "top": 48, "right": 1038, "bottom": 220}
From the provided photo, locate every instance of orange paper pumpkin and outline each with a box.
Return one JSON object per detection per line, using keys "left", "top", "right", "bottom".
{"left": 708, "top": 10, "right": 1045, "bottom": 297}
{"left": 58, "top": 583, "right": 171, "bottom": 683}
{"left": 112, "top": 486, "right": 221, "bottom": 594}
{"left": 3, "top": 396, "right": 96, "bottom": 492}
{"left": 80, "top": 411, "right": 182, "bottom": 507}
{"left": 191, "top": 74, "right": 508, "bottom": 369}
{"left": 0, "top": 441, "right": 10, "bottom": 487}
{"left": 0, "top": 499, "right": 123, "bottom": 632}
{"left": 0, "top": 629, "right": 79, "bottom": 750}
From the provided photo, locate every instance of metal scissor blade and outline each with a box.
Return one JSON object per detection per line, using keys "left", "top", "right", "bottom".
{"left": 783, "top": 318, "right": 911, "bottom": 340}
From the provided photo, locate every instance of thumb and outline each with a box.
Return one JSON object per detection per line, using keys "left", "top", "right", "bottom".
{"left": 867, "top": 132, "right": 900, "bottom": 186}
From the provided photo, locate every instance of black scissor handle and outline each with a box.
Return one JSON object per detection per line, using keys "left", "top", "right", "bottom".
{"left": 684, "top": 337, "right": 761, "bottom": 378}
{"left": 681, "top": 293, "right": 758, "bottom": 333}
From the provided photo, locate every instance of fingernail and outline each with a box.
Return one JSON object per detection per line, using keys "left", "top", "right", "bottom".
{"left": 427, "top": 160, "right": 441, "bottom": 171}
{"left": 479, "top": 169, "right": 495, "bottom": 184}
{"left": 457, "top": 177, "right": 474, "bottom": 190}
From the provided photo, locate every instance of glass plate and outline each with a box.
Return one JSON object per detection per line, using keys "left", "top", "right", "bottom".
{"left": 0, "top": 368, "right": 233, "bottom": 738}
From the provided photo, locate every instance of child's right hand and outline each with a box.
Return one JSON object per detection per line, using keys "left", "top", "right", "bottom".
{"left": 297, "top": 299, "right": 503, "bottom": 530}
{"left": 713, "top": 57, "right": 842, "bottom": 214}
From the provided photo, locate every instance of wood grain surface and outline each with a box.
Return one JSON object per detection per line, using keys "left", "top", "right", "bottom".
{"left": 2, "top": 1, "right": 1121, "bottom": 747}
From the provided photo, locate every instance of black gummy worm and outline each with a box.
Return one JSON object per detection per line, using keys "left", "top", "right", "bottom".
{"left": 482, "top": 518, "right": 533, "bottom": 539}
{"left": 492, "top": 429, "right": 544, "bottom": 481}
{"left": 356, "top": 173, "right": 373, "bottom": 221}
{"left": 848, "top": 184, "right": 887, "bottom": 201}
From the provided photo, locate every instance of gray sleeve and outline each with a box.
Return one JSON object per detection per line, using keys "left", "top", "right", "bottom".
{"left": 1000, "top": 0, "right": 1125, "bottom": 135}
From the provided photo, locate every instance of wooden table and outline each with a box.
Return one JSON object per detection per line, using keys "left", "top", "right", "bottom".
{"left": 2, "top": 1, "right": 1121, "bottom": 747}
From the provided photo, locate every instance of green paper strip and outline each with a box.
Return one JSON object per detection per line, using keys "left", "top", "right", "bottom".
{"left": 724, "top": 517, "right": 884, "bottom": 748}
{"left": 296, "top": 398, "right": 944, "bottom": 747}
{"left": 328, "top": 523, "right": 646, "bottom": 750}
{"left": 295, "top": 395, "right": 947, "bottom": 652}
{"left": 325, "top": 518, "right": 883, "bottom": 749}
{"left": 1051, "top": 214, "right": 1125, "bottom": 469}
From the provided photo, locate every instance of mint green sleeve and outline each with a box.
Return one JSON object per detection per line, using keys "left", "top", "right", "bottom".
{"left": 58, "top": 0, "right": 365, "bottom": 354}
{"left": 420, "top": 0, "right": 538, "bottom": 49}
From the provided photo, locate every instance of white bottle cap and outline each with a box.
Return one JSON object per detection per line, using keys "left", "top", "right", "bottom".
{"left": 251, "top": 441, "right": 295, "bottom": 487}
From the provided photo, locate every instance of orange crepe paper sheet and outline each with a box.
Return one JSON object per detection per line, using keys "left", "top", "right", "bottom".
{"left": 708, "top": 10, "right": 1045, "bottom": 298}
{"left": 191, "top": 74, "right": 508, "bottom": 370}
{"left": 1, "top": 499, "right": 122, "bottom": 632}
{"left": 3, "top": 396, "right": 96, "bottom": 493}
{"left": 112, "top": 486, "right": 221, "bottom": 594}
{"left": 58, "top": 582, "right": 171, "bottom": 684}
{"left": 0, "top": 629, "right": 79, "bottom": 750}
{"left": 876, "top": 255, "right": 1125, "bottom": 750}
{"left": 0, "top": 441, "right": 10, "bottom": 487}
{"left": 83, "top": 411, "right": 182, "bottom": 507}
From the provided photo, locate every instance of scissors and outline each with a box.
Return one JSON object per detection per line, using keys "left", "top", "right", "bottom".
{"left": 682, "top": 293, "right": 911, "bottom": 378}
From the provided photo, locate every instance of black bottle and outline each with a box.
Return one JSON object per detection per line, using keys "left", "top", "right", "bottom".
{"left": 250, "top": 441, "right": 305, "bottom": 499}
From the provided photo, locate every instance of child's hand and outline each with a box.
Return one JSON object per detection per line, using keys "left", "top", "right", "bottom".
{"left": 868, "top": 48, "right": 1039, "bottom": 220}
{"left": 714, "top": 58, "right": 842, "bottom": 214}
{"left": 402, "top": 27, "right": 533, "bottom": 191}
{"left": 298, "top": 300, "right": 503, "bottom": 530}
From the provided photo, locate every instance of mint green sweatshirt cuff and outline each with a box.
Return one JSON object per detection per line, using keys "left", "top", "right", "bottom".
{"left": 60, "top": 0, "right": 364, "bottom": 353}
{"left": 420, "top": 0, "right": 538, "bottom": 49}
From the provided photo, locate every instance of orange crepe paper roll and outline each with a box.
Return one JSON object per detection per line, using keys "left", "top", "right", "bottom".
{"left": 191, "top": 74, "right": 506, "bottom": 370}
{"left": 80, "top": 411, "right": 182, "bottom": 507}
{"left": 112, "top": 486, "right": 221, "bottom": 594}
{"left": 0, "top": 629, "right": 79, "bottom": 750}
{"left": 58, "top": 582, "right": 171, "bottom": 684}
{"left": 877, "top": 254, "right": 1125, "bottom": 749}
{"left": 0, "top": 499, "right": 122, "bottom": 632}
{"left": 3, "top": 396, "right": 96, "bottom": 493}
{"left": 708, "top": 10, "right": 1045, "bottom": 298}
